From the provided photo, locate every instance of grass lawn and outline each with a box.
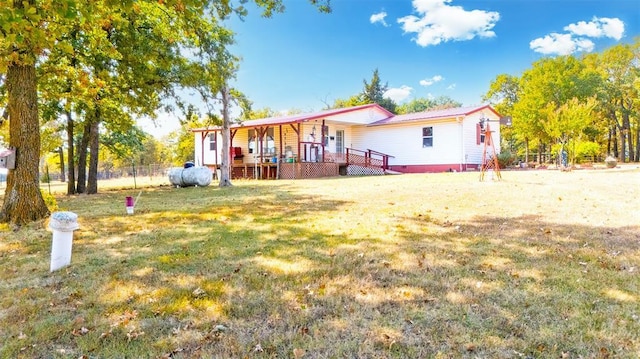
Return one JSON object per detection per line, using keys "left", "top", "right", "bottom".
{"left": 1, "top": 168, "right": 639, "bottom": 358}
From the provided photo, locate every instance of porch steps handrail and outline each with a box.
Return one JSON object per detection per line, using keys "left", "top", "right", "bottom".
{"left": 345, "top": 147, "right": 394, "bottom": 171}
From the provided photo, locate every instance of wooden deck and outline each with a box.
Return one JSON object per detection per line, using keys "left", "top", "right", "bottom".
{"left": 208, "top": 148, "right": 391, "bottom": 180}
{"left": 210, "top": 162, "right": 340, "bottom": 180}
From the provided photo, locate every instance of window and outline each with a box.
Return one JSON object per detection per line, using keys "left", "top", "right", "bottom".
{"left": 323, "top": 125, "right": 329, "bottom": 146}
{"left": 248, "top": 128, "right": 275, "bottom": 154}
{"left": 476, "top": 123, "right": 485, "bottom": 144}
{"left": 208, "top": 133, "right": 216, "bottom": 151}
{"left": 264, "top": 128, "right": 275, "bottom": 154}
{"left": 422, "top": 127, "right": 433, "bottom": 147}
{"left": 248, "top": 129, "right": 256, "bottom": 154}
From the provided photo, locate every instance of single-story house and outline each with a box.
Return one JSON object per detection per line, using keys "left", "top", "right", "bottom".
{"left": 192, "top": 103, "right": 502, "bottom": 179}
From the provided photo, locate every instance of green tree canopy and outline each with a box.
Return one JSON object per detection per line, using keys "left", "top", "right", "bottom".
{"left": 331, "top": 68, "right": 397, "bottom": 113}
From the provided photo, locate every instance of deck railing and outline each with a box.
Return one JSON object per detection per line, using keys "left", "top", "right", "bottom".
{"left": 346, "top": 148, "right": 394, "bottom": 170}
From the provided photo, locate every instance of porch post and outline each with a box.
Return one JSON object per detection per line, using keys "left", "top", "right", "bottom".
{"left": 321, "top": 119, "right": 326, "bottom": 162}
{"left": 258, "top": 126, "right": 266, "bottom": 164}
{"left": 200, "top": 131, "right": 208, "bottom": 167}
{"left": 229, "top": 129, "right": 237, "bottom": 168}
{"left": 278, "top": 124, "right": 283, "bottom": 160}
{"left": 213, "top": 131, "right": 218, "bottom": 168}
{"left": 297, "top": 122, "right": 301, "bottom": 162}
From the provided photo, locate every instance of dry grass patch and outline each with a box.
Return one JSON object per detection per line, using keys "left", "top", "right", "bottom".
{"left": 1, "top": 168, "right": 639, "bottom": 358}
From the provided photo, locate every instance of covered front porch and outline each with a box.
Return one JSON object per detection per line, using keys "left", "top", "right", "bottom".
{"left": 215, "top": 148, "right": 392, "bottom": 180}
{"left": 192, "top": 104, "right": 396, "bottom": 180}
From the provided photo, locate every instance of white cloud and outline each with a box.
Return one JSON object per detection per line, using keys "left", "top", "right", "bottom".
{"left": 531, "top": 17, "right": 624, "bottom": 56}
{"left": 419, "top": 75, "right": 444, "bottom": 86}
{"left": 397, "top": 0, "right": 500, "bottom": 47}
{"left": 564, "top": 17, "right": 625, "bottom": 40}
{"left": 370, "top": 11, "right": 389, "bottom": 27}
{"left": 529, "top": 33, "right": 595, "bottom": 55}
{"left": 447, "top": 84, "right": 456, "bottom": 90}
{"left": 383, "top": 85, "right": 413, "bottom": 103}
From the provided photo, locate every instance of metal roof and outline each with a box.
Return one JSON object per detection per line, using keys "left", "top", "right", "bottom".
{"left": 191, "top": 103, "right": 393, "bottom": 132}
{"left": 367, "top": 104, "right": 500, "bottom": 126}
{"left": 191, "top": 103, "right": 501, "bottom": 132}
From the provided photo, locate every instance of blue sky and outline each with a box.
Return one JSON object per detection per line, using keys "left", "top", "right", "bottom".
{"left": 144, "top": 0, "right": 638, "bottom": 136}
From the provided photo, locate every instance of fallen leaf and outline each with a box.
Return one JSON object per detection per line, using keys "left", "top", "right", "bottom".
{"left": 293, "top": 348, "right": 305, "bottom": 358}
{"left": 18, "top": 332, "right": 27, "bottom": 340}
{"left": 192, "top": 287, "right": 206, "bottom": 297}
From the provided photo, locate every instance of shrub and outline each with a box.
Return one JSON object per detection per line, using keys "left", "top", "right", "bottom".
{"left": 496, "top": 151, "right": 515, "bottom": 169}
{"left": 41, "top": 190, "right": 58, "bottom": 212}
{"left": 575, "top": 141, "right": 602, "bottom": 163}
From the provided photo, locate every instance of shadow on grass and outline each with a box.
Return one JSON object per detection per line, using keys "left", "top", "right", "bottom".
{"left": 1, "top": 182, "right": 639, "bottom": 358}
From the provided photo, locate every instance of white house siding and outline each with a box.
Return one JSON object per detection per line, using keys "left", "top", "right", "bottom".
{"left": 351, "top": 120, "right": 463, "bottom": 168}
{"left": 463, "top": 112, "right": 501, "bottom": 166}
{"left": 194, "top": 131, "right": 217, "bottom": 166}
{"left": 324, "top": 124, "right": 349, "bottom": 154}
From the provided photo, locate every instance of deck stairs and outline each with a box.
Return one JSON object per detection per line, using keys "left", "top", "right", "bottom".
{"left": 326, "top": 148, "right": 396, "bottom": 176}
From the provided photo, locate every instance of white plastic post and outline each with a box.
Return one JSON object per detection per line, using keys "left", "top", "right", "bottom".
{"left": 49, "top": 211, "right": 79, "bottom": 272}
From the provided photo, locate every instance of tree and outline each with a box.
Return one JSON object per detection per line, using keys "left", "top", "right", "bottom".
{"left": 331, "top": 94, "right": 365, "bottom": 109}
{"left": 542, "top": 97, "right": 597, "bottom": 165}
{"left": 396, "top": 98, "right": 435, "bottom": 114}
{"left": 483, "top": 74, "right": 521, "bottom": 159}
{"left": 245, "top": 107, "right": 278, "bottom": 120}
{"left": 0, "top": 0, "right": 56, "bottom": 225}
{"left": 511, "top": 56, "right": 598, "bottom": 163}
{"left": 588, "top": 41, "right": 639, "bottom": 162}
{"left": 0, "top": 0, "right": 332, "bottom": 225}
{"left": 171, "top": 109, "right": 203, "bottom": 166}
{"left": 396, "top": 96, "right": 461, "bottom": 114}
{"left": 331, "top": 68, "right": 397, "bottom": 113}
{"left": 361, "top": 68, "right": 396, "bottom": 113}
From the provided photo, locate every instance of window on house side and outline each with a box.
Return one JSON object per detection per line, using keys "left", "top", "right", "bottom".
{"left": 476, "top": 123, "right": 486, "bottom": 145}
{"left": 422, "top": 127, "right": 433, "bottom": 147}
{"left": 264, "top": 128, "right": 275, "bottom": 155}
{"left": 248, "top": 129, "right": 256, "bottom": 154}
{"left": 323, "top": 125, "right": 329, "bottom": 146}
{"left": 248, "top": 128, "right": 275, "bottom": 154}
{"left": 209, "top": 133, "right": 216, "bottom": 151}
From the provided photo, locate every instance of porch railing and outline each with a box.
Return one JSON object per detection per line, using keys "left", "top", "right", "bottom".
{"left": 345, "top": 148, "right": 394, "bottom": 170}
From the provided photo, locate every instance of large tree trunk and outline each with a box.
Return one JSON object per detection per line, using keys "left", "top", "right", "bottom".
{"left": 622, "top": 111, "right": 636, "bottom": 162}
{"left": 219, "top": 86, "right": 232, "bottom": 187}
{"left": 635, "top": 127, "right": 640, "bottom": 162}
{"left": 76, "top": 121, "right": 91, "bottom": 193}
{"left": 58, "top": 146, "right": 65, "bottom": 183}
{"left": 0, "top": 63, "right": 50, "bottom": 225}
{"left": 619, "top": 129, "right": 627, "bottom": 163}
{"left": 66, "top": 110, "right": 76, "bottom": 195}
{"left": 87, "top": 118, "right": 100, "bottom": 194}
{"left": 608, "top": 125, "right": 617, "bottom": 158}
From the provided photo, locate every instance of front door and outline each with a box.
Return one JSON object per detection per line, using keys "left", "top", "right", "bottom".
{"left": 336, "top": 130, "right": 344, "bottom": 154}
